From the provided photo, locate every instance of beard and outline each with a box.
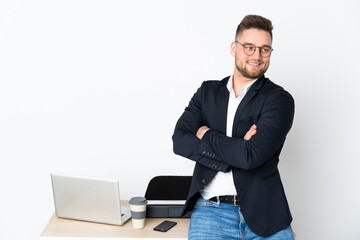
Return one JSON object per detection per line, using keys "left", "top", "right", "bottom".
{"left": 235, "top": 59, "right": 269, "bottom": 79}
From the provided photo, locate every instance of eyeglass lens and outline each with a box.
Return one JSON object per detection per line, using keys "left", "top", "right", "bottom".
{"left": 243, "top": 44, "right": 272, "bottom": 57}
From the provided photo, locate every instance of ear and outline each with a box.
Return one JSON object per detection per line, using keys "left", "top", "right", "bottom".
{"left": 230, "top": 41, "right": 236, "bottom": 57}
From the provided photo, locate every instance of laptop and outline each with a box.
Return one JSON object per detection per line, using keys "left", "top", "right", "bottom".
{"left": 51, "top": 173, "right": 131, "bottom": 225}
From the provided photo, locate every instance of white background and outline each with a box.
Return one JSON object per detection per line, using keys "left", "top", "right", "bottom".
{"left": 1, "top": 0, "right": 360, "bottom": 239}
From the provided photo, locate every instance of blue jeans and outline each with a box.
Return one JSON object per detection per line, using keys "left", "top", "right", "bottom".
{"left": 188, "top": 197, "right": 295, "bottom": 240}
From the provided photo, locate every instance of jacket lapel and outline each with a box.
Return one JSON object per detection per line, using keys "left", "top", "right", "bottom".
{"left": 232, "top": 75, "right": 266, "bottom": 136}
{"left": 215, "top": 77, "right": 230, "bottom": 134}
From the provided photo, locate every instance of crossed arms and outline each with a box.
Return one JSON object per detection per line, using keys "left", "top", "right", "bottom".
{"left": 196, "top": 124, "right": 257, "bottom": 141}
{"left": 172, "top": 82, "right": 294, "bottom": 172}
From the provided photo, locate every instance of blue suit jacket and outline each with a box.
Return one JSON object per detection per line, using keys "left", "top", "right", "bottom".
{"left": 172, "top": 75, "right": 295, "bottom": 237}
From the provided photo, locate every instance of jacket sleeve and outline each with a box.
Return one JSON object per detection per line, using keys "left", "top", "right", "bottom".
{"left": 198, "top": 89, "right": 295, "bottom": 170}
{"left": 172, "top": 82, "right": 229, "bottom": 173}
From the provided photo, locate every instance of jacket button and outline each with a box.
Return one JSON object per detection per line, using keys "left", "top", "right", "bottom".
{"left": 202, "top": 150, "right": 206, "bottom": 155}
{"left": 201, "top": 179, "right": 207, "bottom": 184}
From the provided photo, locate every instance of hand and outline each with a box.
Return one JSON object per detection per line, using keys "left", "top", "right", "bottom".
{"left": 243, "top": 124, "right": 257, "bottom": 141}
{"left": 196, "top": 126, "right": 210, "bottom": 140}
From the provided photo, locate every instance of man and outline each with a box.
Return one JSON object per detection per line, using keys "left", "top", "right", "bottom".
{"left": 172, "top": 15, "right": 295, "bottom": 239}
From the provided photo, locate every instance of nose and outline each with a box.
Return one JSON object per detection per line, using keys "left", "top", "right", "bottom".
{"left": 252, "top": 48, "right": 262, "bottom": 59}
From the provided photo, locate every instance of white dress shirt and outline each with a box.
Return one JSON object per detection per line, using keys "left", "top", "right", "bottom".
{"left": 199, "top": 75, "right": 257, "bottom": 200}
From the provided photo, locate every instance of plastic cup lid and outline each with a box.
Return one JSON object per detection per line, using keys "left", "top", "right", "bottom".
{"left": 129, "top": 196, "right": 147, "bottom": 205}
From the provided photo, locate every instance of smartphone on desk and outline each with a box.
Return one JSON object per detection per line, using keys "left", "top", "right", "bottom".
{"left": 153, "top": 220, "right": 177, "bottom": 232}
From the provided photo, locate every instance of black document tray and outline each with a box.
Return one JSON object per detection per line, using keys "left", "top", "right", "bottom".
{"left": 146, "top": 204, "right": 191, "bottom": 218}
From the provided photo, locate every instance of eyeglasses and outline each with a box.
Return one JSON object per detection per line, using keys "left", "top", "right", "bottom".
{"left": 235, "top": 40, "right": 273, "bottom": 58}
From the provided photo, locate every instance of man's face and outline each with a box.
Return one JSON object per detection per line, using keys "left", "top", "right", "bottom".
{"left": 231, "top": 28, "right": 272, "bottom": 80}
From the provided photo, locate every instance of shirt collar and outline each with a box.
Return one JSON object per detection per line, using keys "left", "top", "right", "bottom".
{"left": 226, "top": 75, "right": 258, "bottom": 98}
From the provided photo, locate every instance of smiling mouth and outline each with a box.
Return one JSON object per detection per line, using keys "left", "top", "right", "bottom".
{"left": 247, "top": 61, "right": 262, "bottom": 66}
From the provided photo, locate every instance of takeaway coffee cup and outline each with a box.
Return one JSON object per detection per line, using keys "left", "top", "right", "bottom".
{"left": 129, "top": 197, "right": 148, "bottom": 228}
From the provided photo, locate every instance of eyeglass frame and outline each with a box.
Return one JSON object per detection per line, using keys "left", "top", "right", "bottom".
{"left": 235, "top": 40, "right": 273, "bottom": 58}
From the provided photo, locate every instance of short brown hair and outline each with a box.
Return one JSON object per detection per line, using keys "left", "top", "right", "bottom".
{"left": 235, "top": 15, "right": 273, "bottom": 40}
